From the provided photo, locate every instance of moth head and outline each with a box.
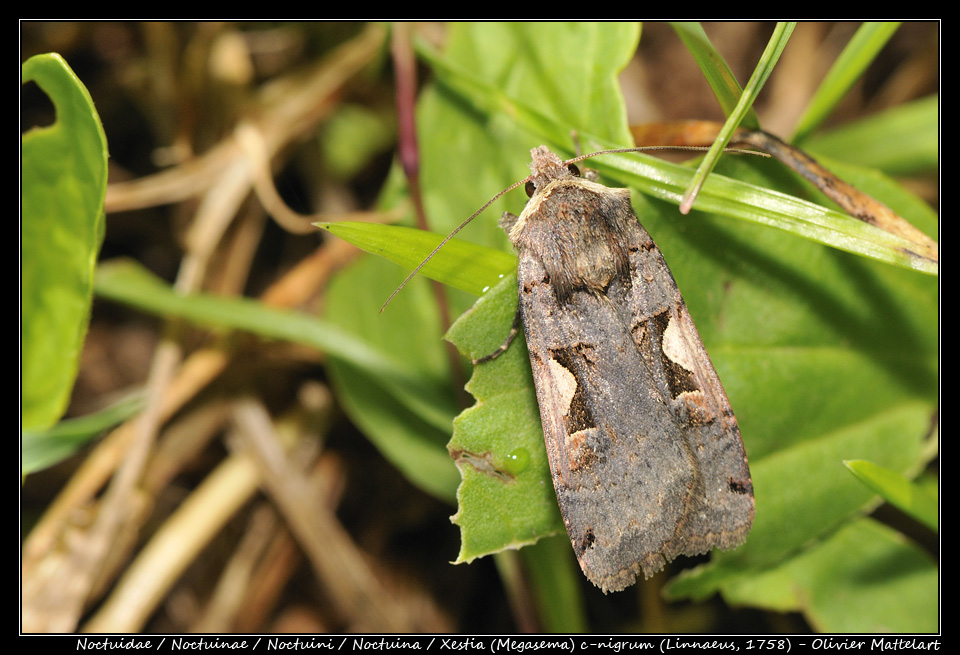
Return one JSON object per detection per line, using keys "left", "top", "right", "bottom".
{"left": 525, "top": 163, "right": 581, "bottom": 198}
{"left": 525, "top": 145, "right": 584, "bottom": 199}
{"left": 381, "top": 143, "right": 754, "bottom": 313}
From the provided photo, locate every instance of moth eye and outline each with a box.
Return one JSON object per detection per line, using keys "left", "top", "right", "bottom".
{"left": 525, "top": 180, "right": 536, "bottom": 197}
{"left": 567, "top": 163, "right": 581, "bottom": 177}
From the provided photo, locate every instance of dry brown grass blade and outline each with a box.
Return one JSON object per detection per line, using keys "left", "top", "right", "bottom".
{"left": 630, "top": 120, "right": 938, "bottom": 264}
{"left": 104, "top": 24, "right": 387, "bottom": 215}
{"left": 22, "top": 25, "right": 390, "bottom": 633}
{"left": 227, "top": 399, "right": 420, "bottom": 631}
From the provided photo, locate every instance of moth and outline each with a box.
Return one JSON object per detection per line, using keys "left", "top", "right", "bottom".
{"left": 497, "top": 146, "right": 754, "bottom": 593}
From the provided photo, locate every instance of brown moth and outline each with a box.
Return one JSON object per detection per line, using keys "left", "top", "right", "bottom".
{"left": 499, "top": 146, "right": 754, "bottom": 593}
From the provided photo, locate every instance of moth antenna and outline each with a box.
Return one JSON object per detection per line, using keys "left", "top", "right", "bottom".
{"left": 379, "top": 175, "right": 533, "bottom": 313}
{"left": 381, "top": 145, "right": 766, "bottom": 313}
{"left": 562, "top": 144, "right": 767, "bottom": 168}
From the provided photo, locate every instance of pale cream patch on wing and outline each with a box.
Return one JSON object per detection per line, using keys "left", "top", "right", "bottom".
{"left": 661, "top": 312, "right": 699, "bottom": 374}
{"left": 547, "top": 356, "right": 578, "bottom": 415}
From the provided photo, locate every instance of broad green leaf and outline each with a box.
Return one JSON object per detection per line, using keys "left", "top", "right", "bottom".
{"left": 318, "top": 104, "right": 396, "bottom": 180}
{"left": 716, "top": 518, "right": 937, "bottom": 632}
{"left": 21, "top": 53, "right": 108, "bottom": 431}
{"left": 845, "top": 459, "right": 938, "bottom": 530}
{"left": 667, "top": 401, "right": 933, "bottom": 598}
{"left": 418, "top": 22, "right": 639, "bottom": 152}
{"left": 323, "top": 257, "right": 462, "bottom": 501}
{"left": 805, "top": 95, "right": 939, "bottom": 175}
{"left": 792, "top": 22, "right": 901, "bottom": 143}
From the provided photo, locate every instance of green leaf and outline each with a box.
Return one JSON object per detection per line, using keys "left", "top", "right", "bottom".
{"left": 792, "top": 22, "right": 901, "bottom": 143}
{"left": 93, "top": 260, "right": 439, "bottom": 403}
{"left": 804, "top": 95, "right": 939, "bottom": 175}
{"left": 680, "top": 22, "right": 795, "bottom": 212}
{"left": 21, "top": 53, "right": 109, "bottom": 431}
{"left": 95, "top": 258, "right": 461, "bottom": 500}
{"left": 22, "top": 392, "right": 145, "bottom": 476}
{"left": 323, "top": 257, "right": 462, "bottom": 501}
{"left": 667, "top": 401, "right": 934, "bottom": 597}
{"left": 317, "top": 222, "right": 515, "bottom": 296}
{"left": 520, "top": 536, "right": 589, "bottom": 632}
{"left": 719, "top": 517, "right": 936, "bottom": 632}
{"left": 94, "top": 259, "right": 461, "bottom": 495}
{"left": 586, "top": 148, "right": 936, "bottom": 275}
{"left": 446, "top": 274, "right": 563, "bottom": 560}
{"left": 844, "top": 459, "right": 938, "bottom": 530}
{"left": 798, "top": 153, "right": 938, "bottom": 245}
{"left": 418, "top": 22, "right": 640, "bottom": 151}
{"left": 318, "top": 104, "right": 396, "bottom": 180}
{"left": 670, "top": 22, "right": 760, "bottom": 129}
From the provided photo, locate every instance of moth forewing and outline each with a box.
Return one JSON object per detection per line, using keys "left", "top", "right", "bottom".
{"left": 506, "top": 145, "right": 753, "bottom": 592}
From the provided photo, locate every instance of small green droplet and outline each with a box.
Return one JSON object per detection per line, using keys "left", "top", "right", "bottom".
{"left": 503, "top": 447, "right": 530, "bottom": 474}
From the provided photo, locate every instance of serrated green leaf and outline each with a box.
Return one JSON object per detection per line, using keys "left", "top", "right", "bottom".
{"left": 21, "top": 53, "right": 108, "bottom": 432}
{"left": 446, "top": 274, "right": 563, "bottom": 561}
